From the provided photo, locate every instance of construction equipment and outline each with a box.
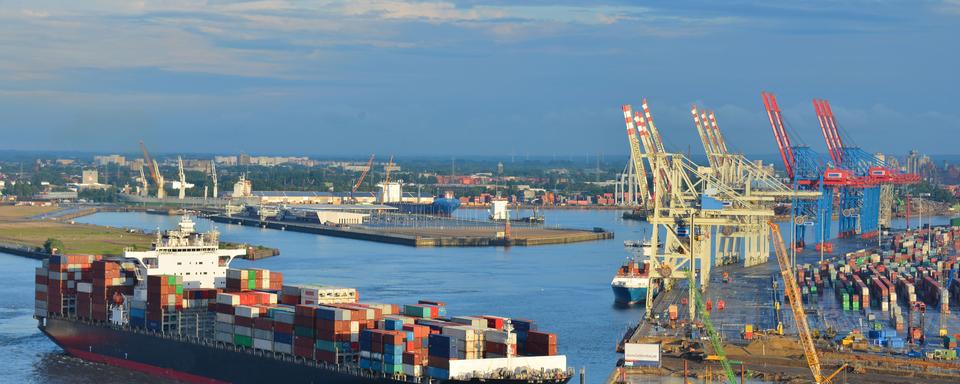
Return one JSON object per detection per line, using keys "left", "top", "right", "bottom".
{"left": 769, "top": 221, "right": 848, "bottom": 384}
{"left": 177, "top": 156, "right": 186, "bottom": 200}
{"left": 210, "top": 160, "right": 218, "bottom": 199}
{"left": 350, "top": 154, "right": 376, "bottom": 199}
{"left": 140, "top": 141, "right": 165, "bottom": 199}
{"left": 385, "top": 155, "right": 395, "bottom": 183}
{"left": 694, "top": 288, "right": 736, "bottom": 384}
{"left": 138, "top": 164, "right": 148, "bottom": 197}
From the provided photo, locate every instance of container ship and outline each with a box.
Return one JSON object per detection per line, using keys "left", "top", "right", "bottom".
{"left": 34, "top": 217, "right": 570, "bottom": 384}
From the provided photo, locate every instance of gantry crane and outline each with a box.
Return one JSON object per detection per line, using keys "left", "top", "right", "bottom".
{"left": 350, "top": 154, "right": 376, "bottom": 201}
{"left": 622, "top": 100, "right": 789, "bottom": 320}
{"left": 763, "top": 92, "right": 857, "bottom": 251}
{"left": 813, "top": 98, "right": 919, "bottom": 235}
{"left": 769, "top": 221, "right": 848, "bottom": 384}
{"left": 621, "top": 105, "right": 651, "bottom": 210}
{"left": 140, "top": 141, "right": 165, "bottom": 199}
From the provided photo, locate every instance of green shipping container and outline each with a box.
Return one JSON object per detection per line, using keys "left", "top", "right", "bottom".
{"left": 383, "top": 363, "right": 403, "bottom": 374}
{"left": 403, "top": 305, "right": 430, "bottom": 318}
{"left": 315, "top": 339, "right": 337, "bottom": 352}
{"left": 234, "top": 334, "right": 253, "bottom": 347}
{"left": 248, "top": 270, "right": 257, "bottom": 280}
{"left": 167, "top": 275, "right": 177, "bottom": 285}
{"left": 294, "top": 326, "right": 315, "bottom": 338}
{"left": 175, "top": 285, "right": 183, "bottom": 295}
{"left": 247, "top": 279, "right": 256, "bottom": 290}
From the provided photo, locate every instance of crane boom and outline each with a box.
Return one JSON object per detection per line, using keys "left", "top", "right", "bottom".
{"left": 385, "top": 155, "right": 395, "bottom": 183}
{"left": 140, "top": 141, "right": 161, "bottom": 185}
{"left": 692, "top": 105, "right": 718, "bottom": 168}
{"left": 769, "top": 221, "right": 824, "bottom": 383}
{"left": 352, "top": 154, "right": 376, "bottom": 193}
{"left": 762, "top": 91, "right": 796, "bottom": 179}
{"left": 210, "top": 160, "right": 218, "bottom": 198}
{"left": 621, "top": 105, "right": 650, "bottom": 205}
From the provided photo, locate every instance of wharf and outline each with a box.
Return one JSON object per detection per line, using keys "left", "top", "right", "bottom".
{"left": 208, "top": 215, "right": 613, "bottom": 247}
{"left": 613, "top": 233, "right": 960, "bottom": 383}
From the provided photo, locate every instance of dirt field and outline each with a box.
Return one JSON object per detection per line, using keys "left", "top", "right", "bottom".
{"left": 0, "top": 205, "right": 60, "bottom": 219}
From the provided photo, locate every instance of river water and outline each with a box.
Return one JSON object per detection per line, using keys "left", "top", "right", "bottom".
{"left": 0, "top": 210, "right": 952, "bottom": 383}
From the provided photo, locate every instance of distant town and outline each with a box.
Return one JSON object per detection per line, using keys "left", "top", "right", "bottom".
{"left": 0, "top": 148, "right": 956, "bottom": 214}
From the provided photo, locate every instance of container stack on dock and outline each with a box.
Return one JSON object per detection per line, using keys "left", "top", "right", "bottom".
{"left": 797, "top": 226, "right": 960, "bottom": 352}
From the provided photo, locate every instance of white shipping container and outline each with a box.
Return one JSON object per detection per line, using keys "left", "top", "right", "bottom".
{"left": 233, "top": 325, "right": 252, "bottom": 337}
{"left": 253, "top": 329, "right": 273, "bottom": 340}
{"left": 235, "top": 305, "right": 260, "bottom": 318}
{"left": 253, "top": 338, "right": 273, "bottom": 351}
{"left": 273, "top": 310, "right": 295, "bottom": 324}
{"left": 215, "top": 321, "right": 234, "bottom": 333}
{"left": 217, "top": 293, "right": 240, "bottom": 306}
{"left": 227, "top": 269, "right": 244, "bottom": 279}
{"left": 216, "top": 313, "right": 235, "bottom": 324}
{"left": 77, "top": 282, "right": 92, "bottom": 294}
{"left": 403, "top": 364, "right": 422, "bottom": 377}
{"left": 484, "top": 329, "right": 516, "bottom": 344}
{"left": 443, "top": 326, "right": 484, "bottom": 341}
{"left": 134, "top": 287, "right": 148, "bottom": 302}
{"left": 215, "top": 331, "right": 234, "bottom": 343}
{"left": 274, "top": 342, "right": 292, "bottom": 354}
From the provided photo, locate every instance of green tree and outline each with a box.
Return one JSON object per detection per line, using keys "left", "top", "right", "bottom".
{"left": 43, "top": 238, "right": 65, "bottom": 254}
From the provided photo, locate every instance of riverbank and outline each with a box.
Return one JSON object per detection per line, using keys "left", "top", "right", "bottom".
{"left": 0, "top": 204, "right": 278, "bottom": 259}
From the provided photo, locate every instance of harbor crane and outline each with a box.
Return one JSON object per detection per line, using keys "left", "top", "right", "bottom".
{"left": 812, "top": 98, "right": 920, "bottom": 235}
{"left": 177, "top": 156, "right": 187, "bottom": 200}
{"left": 762, "top": 91, "right": 861, "bottom": 252}
{"left": 138, "top": 164, "right": 148, "bottom": 196}
{"left": 350, "top": 154, "right": 376, "bottom": 200}
{"left": 769, "top": 221, "right": 848, "bottom": 384}
{"left": 621, "top": 100, "right": 792, "bottom": 320}
{"left": 385, "top": 155, "right": 395, "bottom": 183}
{"left": 210, "top": 160, "right": 218, "bottom": 199}
{"left": 140, "top": 141, "right": 165, "bottom": 199}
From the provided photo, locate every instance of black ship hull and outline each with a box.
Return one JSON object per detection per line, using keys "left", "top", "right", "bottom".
{"left": 40, "top": 317, "right": 570, "bottom": 384}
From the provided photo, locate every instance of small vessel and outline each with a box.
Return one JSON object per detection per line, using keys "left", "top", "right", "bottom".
{"left": 622, "top": 208, "right": 648, "bottom": 221}
{"left": 612, "top": 234, "right": 659, "bottom": 305}
{"left": 611, "top": 258, "right": 656, "bottom": 305}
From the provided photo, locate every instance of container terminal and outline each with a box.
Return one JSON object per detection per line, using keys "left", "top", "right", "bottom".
{"left": 607, "top": 94, "right": 960, "bottom": 383}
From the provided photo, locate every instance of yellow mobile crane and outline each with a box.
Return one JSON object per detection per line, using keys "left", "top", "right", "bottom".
{"left": 769, "top": 221, "right": 848, "bottom": 383}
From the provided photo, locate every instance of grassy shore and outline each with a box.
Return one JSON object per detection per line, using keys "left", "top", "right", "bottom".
{"left": 0, "top": 205, "right": 154, "bottom": 255}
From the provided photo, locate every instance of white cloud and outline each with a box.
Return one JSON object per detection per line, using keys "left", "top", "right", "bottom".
{"left": 937, "top": 0, "right": 960, "bottom": 14}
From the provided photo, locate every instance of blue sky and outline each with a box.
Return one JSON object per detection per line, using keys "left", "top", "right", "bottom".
{"left": 0, "top": 1, "right": 957, "bottom": 157}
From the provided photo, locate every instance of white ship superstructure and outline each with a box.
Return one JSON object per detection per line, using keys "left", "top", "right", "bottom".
{"left": 124, "top": 217, "right": 246, "bottom": 289}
